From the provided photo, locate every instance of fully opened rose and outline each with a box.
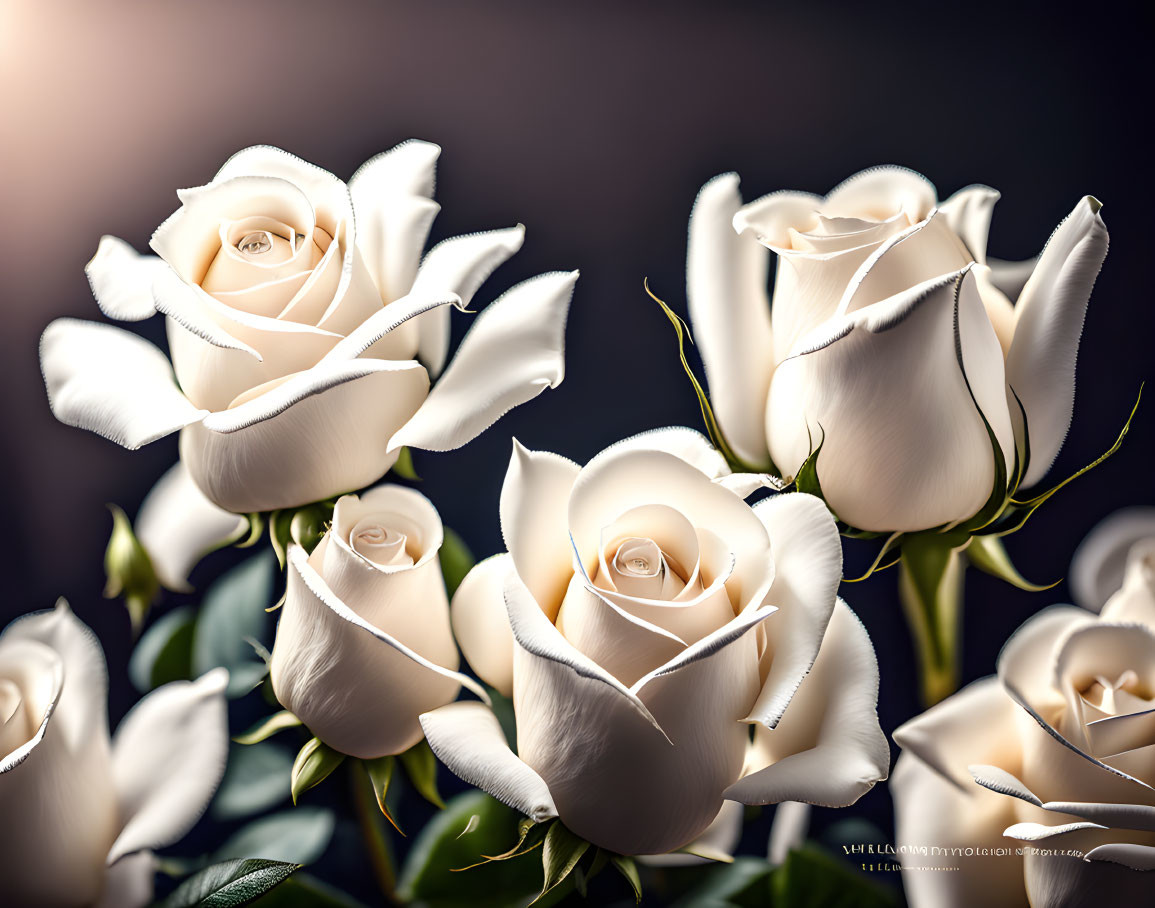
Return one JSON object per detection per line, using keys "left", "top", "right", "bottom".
{"left": 687, "top": 167, "right": 1108, "bottom": 532}
{"left": 0, "top": 603, "right": 228, "bottom": 908}
{"left": 892, "top": 521, "right": 1155, "bottom": 907}
{"left": 40, "top": 142, "right": 575, "bottom": 513}
{"left": 420, "top": 428, "right": 889, "bottom": 856}
{"left": 270, "top": 484, "right": 488, "bottom": 758}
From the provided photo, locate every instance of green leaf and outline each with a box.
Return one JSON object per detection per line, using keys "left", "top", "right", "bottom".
{"left": 363, "top": 756, "right": 402, "bottom": 833}
{"left": 235, "top": 710, "right": 302, "bottom": 746}
{"left": 609, "top": 854, "right": 642, "bottom": 904}
{"left": 128, "top": 604, "right": 195, "bottom": 692}
{"left": 192, "top": 551, "right": 275, "bottom": 697}
{"left": 250, "top": 872, "right": 368, "bottom": 907}
{"left": 438, "top": 527, "right": 475, "bottom": 599}
{"left": 392, "top": 446, "right": 420, "bottom": 480}
{"left": 399, "top": 739, "right": 445, "bottom": 808}
{"left": 644, "top": 279, "right": 771, "bottom": 475}
{"left": 213, "top": 742, "right": 294, "bottom": 821}
{"left": 214, "top": 807, "right": 336, "bottom": 866}
{"left": 967, "top": 534, "right": 1058, "bottom": 592}
{"left": 771, "top": 846, "right": 897, "bottom": 908}
{"left": 398, "top": 790, "right": 545, "bottom": 906}
{"left": 669, "top": 856, "right": 771, "bottom": 908}
{"left": 291, "top": 737, "right": 345, "bottom": 805}
{"left": 103, "top": 503, "right": 159, "bottom": 634}
{"left": 159, "top": 858, "right": 299, "bottom": 908}
{"left": 533, "top": 822, "right": 589, "bottom": 904}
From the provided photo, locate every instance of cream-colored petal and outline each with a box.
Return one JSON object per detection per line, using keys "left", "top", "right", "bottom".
{"left": 767, "top": 267, "right": 1013, "bottom": 532}
{"left": 938, "top": 185, "right": 1000, "bottom": 263}
{"left": 893, "top": 676, "right": 1021, "bottom": 790}
{"left": 686, "top": 174, "right": 775, "bottom": 466}
{"left": 731, "top": 189, "right": 824, "bottom": 248}
{"left": 728, "top": 599, "right": 887, "bottom": 808}
{"left": 823, "top": 166, "right": 937, "bottom": 221}
{"left": 108, "top": 669, "right": 229, "bottom": 863}
{"left": 41, "top": 319, "right": 207, "bottom": 449}
{"left": 420, "top": 701, "right": 557, "bottom": 823}
{"left": 270, "top": 543, "right": 481, "bottom": 758}
{"left": 499, "top": 440, "right": 581, "bottom": 619}
{"left": 409, "top": 226, "right": 526, "bottom": 377}
{"left": 96, "top": 850, "right": 154, "bottom": 908}
{"left": 744, "top": 492, "right": 841, "bottom": 728}
{"left": 591, "top": 426, "right": 731, "bottom": 481}
{"left": 1070, "top": 508, "right": 1155, "bottom": 614}
{"left": 181, "top": 359, "right": 429, "bottom": 513}
{"left": 891, "top": 754, "right": 1024, "bottom": 908}
{"left": 389, "top": 271, "right": 576, "bottom": 453}
{"left": 451, "top": 554, "right": 517, "bottom": 697}
{"left": 641, "top": 801, "right": 743, "bottom": 866}
{"left": 136, "top": 461, "right": 248, "bottom": 592}
{"left": 1006, "top": 197, "right": 1109, "bottom": 488}
{"left": 349, "top": 140, "right": 441, "bottom": 303}
{"left": 1100, "top": 539, "right": 1155, "bottom": 628}
{"left": 988, "top": 256, "right": 1037, "bottom": 302}
{"left": 86, "top": 236, "right": 167, "bottom": 322}
{"left": 318, "top": 290, "right": 462, "bottom": 364}
{"left": 1023, "top": 842, "right": 1155, "bottom": 907}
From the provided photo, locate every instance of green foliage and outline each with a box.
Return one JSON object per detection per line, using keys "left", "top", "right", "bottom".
{"left": 159, "top": 859, "right": 299, "bottom": 908}
{"left": 290, "top": 737, "right": 346, "bottom": 805}
{"left": 103, "top": 503, "right": 159, "bottom": 634}
{"left": 771, "top": 847, "right": 897, "bottom": 908}
{"left": 399, "top": 739, "right": 446, "bottom": 809}
{"left": 235, "top": 711, "right": 302, "bottom": 746}
{"left": 192, "top": 551, "right": 275, "bottom": 697}
{"left": 128, "top": 604, "right": 195, "bottom": 692}
{"left": 250, "top": 872, "right": 368, "bottom": 907}
{"left": 438, "top": 527, "right": 476, "bottom": 599}
{"left": 967, "top": 534, "right": 1057, "bottom": 592}
{"left": 363, "top": 755, "right": 402, "bottom": 832}
{"left": 534, "top": 822, "right": 589, "bottom": 904}
{"left": 213, "top": 742, "right": 294, "bottom": 821}
{"left": 213, "top": 808, "right": 336, "bottom": 867}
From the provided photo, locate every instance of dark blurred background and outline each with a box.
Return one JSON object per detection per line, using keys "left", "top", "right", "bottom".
{"left": 1, "top": 0, "right": 1150, "bottom": 902}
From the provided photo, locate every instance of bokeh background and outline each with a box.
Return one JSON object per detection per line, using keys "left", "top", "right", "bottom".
{"left": 1, "top": 1, "right": 1150, "bottom": 903}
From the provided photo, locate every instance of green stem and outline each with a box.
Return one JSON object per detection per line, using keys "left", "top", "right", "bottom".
{"left": 349, "top": 760, "right": 400, "bottom": 904}
{"left": 898, "top": 534, "right": 968, "bottom": 707}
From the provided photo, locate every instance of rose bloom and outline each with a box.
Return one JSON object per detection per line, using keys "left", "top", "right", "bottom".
{"left": 0, "top": 603, "right": 228, "bottom": 908}
{"left": 687, "top": 167, "right": 1108, "bottom": 532}
{"left": 41, "top": 142, "right": 575, "bottom": 513}
{"left": 421, "top": 429, "right": 889, "bottom": 856}
{"left": 270, "top": 484, "right": 487, "bottom": 758}
{"left": 892, "top": 514, "right": 1155, "bottom": 907}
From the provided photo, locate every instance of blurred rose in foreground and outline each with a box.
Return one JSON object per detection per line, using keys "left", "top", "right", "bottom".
{"left": 422, "top": 428, "right": 888, "bottom": 856}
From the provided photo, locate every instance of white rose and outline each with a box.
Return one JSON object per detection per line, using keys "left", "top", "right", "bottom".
{"left": 420, "top": 428, "right": 889, "bottom": 856}
{"left": 893, "top": 523, "right": 1155, "bottom": 907}
{"left": 0, "top": 602, "right": 228, "bottom": 908}
{"left": 687, "top": 167, "right": 1108, "bottom": 532}
{"left": 269, "top": 484, "right": 487, "bottom": 758}
{"left": 41, "top": 142, "right": 575, "bottom": 513}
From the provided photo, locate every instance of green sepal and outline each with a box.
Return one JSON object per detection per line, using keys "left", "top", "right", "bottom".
{"left": 392, "top": 446, "right": 420, "bottom": 480}
{"left": 290, "top": 737, "right": 345, "bottom": 804}
{"left": 967, "top": 534, "right": 1058, "bottom": 592}
{"left": 842, "top": 531, "right": 904, "bottom": 583}
{"left": 103, "top": 503, "right": 160, "bottom": 635}
{"left": 533, "top": 822, "right": 589, "bottom": 905}
{"left": 454, "top": 816, "right": 547, "bottom": 871}
{"left": 362, "top": 755, "right": 403, "bottom": 833}
{"left": 609, "top": 854, "right": 642, "bottom": 904}
{"left": 235, "top": 710, "right": 302, "bottom": 746}
{"left": 398, "top": 739, "right": 445, "bottom": 809}
{"left": 793, "top": 426, "right": 827, "bottom": 500}
{"left": 290, "top": 504, "right": 331, "bottom": 554}
{"left": 158, "top": 859, "right": 300, "bottom": 908}
{"left": 270, "top": 510, "right": 293, "bottom": 569}
{"left": 439, "top": 527, "right": 476, "bottom": 600}
{"left": 645, "top": 279, "right": 773, "bottom": 476}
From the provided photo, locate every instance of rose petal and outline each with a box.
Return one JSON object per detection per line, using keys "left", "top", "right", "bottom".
{"left": 822, "top": 166, "right": 937, "bottom": 221}
{"left": 271, "top": 544, "right": 486, "bottom": 758}
{"left": 938, "top": 185, "right": 1000, "bottom": 264}
{"left": 409, "top": 226, "right": 527, "bottom": 377}
{"left": 451, "top": 554, "right": 517, "bottom": 697}
{"left": 1083, "top": 842, "right": 1155, "bottom": 871}
{"left": 107, "top": 669, "right": 228, "bottom": 863}
{"left": 182, "top": 358, "right": 429, "bottom": 513}
{"left": 389, "top": 270, "right": 576, "bottom": 453}
{"left": 96, "top": 851, "right": 154, "bottom": 908}
{"left": 591, "top": 427, "right": 731, "bottom": 482}
{"left": 1100, "top": 538, "right": 1155, "bottom": 628}
{"left": 318, "top": 290, "right": 463, "bottom": 364}
{"left": 1006, "top": 197, "right": 1109, "bottom": 488}
{"left": 987, "top": 256, "right": 1037, "bottom": 301}
{"left": 86, "top": 236, "right": 168, "bottom": 322}
{"left": 499, "top": 440, "right": 582, "bottom": 618}
{"left": 767, "top": 267, "right": 1014, "bottom": 532}
{"left": 725, "top": 600, "right": 889, "bottom": 807}
{"left": 136, "top": 461, "right": 248, "bottom": 592}
{"left": 349, "top": 140, "right": 441, "bottom": 303}
{"left": 1024, "top": 844, "right": 1155, "bottom": 908}
{"left": 731, "top": 189, "right": 825, "bottom": 248}
{"left": 642, "top": 801, "right": 744, "bottom": 867}
{"left": 41, "top": 319, "right": 208, "bottom": 449}
{"left": 420, "top": 701, "right": 557, "bottom": 823}
{"left": 1069, "top": 508, "right": 1155, "bottom": 614}
{"left": 686, "top": 174, "right": 775, "bottom": 466}
{"left": 744, "top": 492, "right": 841, "bottom": 729}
